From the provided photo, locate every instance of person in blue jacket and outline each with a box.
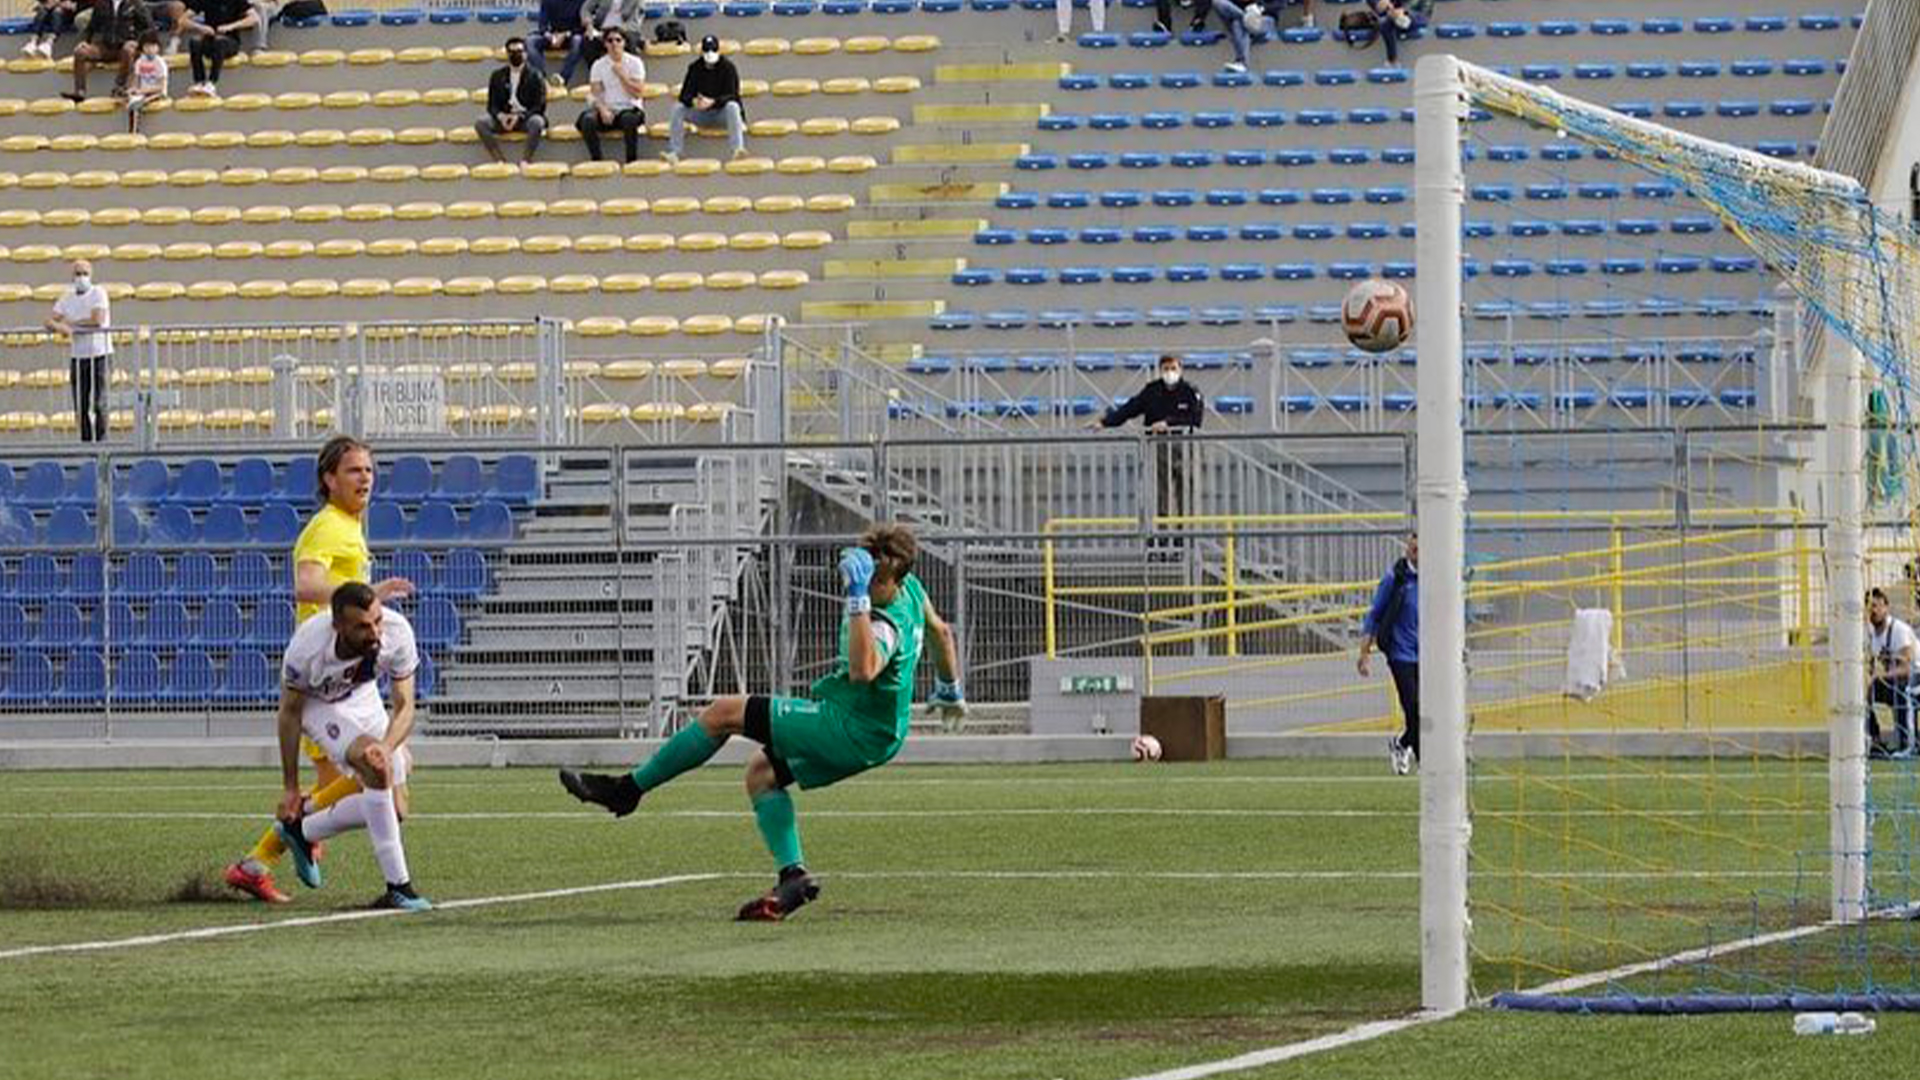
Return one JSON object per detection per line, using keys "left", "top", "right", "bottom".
{"left": 1358, "top": 531, "right": 1418, "bottom": 775}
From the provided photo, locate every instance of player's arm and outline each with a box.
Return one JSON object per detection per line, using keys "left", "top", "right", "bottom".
{"left": 293, "top": 558, "right": 334, "bottom": 607}
{"left": 1356, "top": 572, "right": 1394, "bottom": 677}
{"left": 840, "top": 546, "right": 883, "bottom": 683}
{"left": 924, "top": 601, "right": 967, "bottom": 721}
{"left": 275, "top": 684, "right": 307, "bottom": 820}
{"left": 384, "top": 674, "right": 417, "bottom": 751}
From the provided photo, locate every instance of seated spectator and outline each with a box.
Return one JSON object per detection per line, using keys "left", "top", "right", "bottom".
{"left": 529, "top": 0, "right": 588, "bottom": 89}
{"left": 1185, "top": 0, "right": 1302, "bottom": 34}
{"left": 1053, "top": 0, "right": 1103, "bottom": 42}
{"left": 125, "top": 29, "right": 167, "bottom": 131}
{"left": 578, "top": 26, "right": 645, "bottom": 163}
{"left": 580, "top": 0, "right": 644, "bottom": 69}
{"left": 665, "top": 34, "right": 745, "bottom": 162}
{"left": 22, "top": 0, "right": 79, "bottom": 59}
{"left": 476, "top": 36, "right": 548, "bottom": 164}
{"left": 1366, "top": 0, "right": 1413, "bottom": 63}
{"left": 68, "top": 0, "right": 153, "bottom": 101}
{"left": 183, "top": 0, "right": 255, "bottom": 97}
{"left": 247, "top": 0, "right": 278, "bottom": 52}
{"left": 1209, "top": 0, "right": 1268, "bottom": 74}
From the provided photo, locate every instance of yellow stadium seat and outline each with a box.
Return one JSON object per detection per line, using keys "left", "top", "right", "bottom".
{"left": 706, "top": 271, "right": 754, "bottom": 291}
{"left": 521, "top": 235, "right": 571, "bottom": 255}
{"left": 894, "top": 34, "right": 940, "bottom": 51}
{"left": 23, "top": 366, "right": 67, "bottom": 387}
{"left": 157, "top": 408, "right": 204, "bottom": 431}
{"left": 550, "top": 274, "right": 599, "bottom": 294}
{"left": 1, "top": 134, "right": 50, "bottom": 153}
{"left": 231, "top": 365, "right": 274, "bottom": 385}
{"left": 347, "top": 127, "right": 394, "bottom": 146}
{"left": 372, "top": 89, "right": 420, "bottom": 107}
{"left": 298, "top": 49, "right": 346, "bottom": 66}
{"left": 744, "top": 38, "right": 790, "bottom": 55}
{"left": 250, "top": 50, "right": 296, "bottom": 67}
{"left": 823, "top": 77, "right": 870, "bottom": 95}
{"left": 470, "top": 236, "right": 521, "bottom": 255}
{"left": 644, "top": 40, "right": 690, "bottom": 58}
{"left": 420, "top": 237, "right": 470, "bottom": 256}
{"left": 725, "top": 156, "right": 774, "bottom": 176}
{"left": 135, "top": 281, "right": 187, "bottom": 301}
{"left": 60, "top": 243, "right": 109, "bottom": 261}
{"left": 40, "top": 208, "right": 87, "bottom": 227}
{"left": 677, "top": 232, "right": 728, "bottom": 252}
{"left": 688, "top": 402, "right": 735, "bottom": 423}
{"left": 420, "top": 163, "right": 470, "bottom": 182}
{"left": 396, "top": 127, "right": 444, "bottom": 145}
{"left": 710, "top": 357, "right": 751, "bottom": 378}
{"left": 496, "top": 199, "right": 545, "bottom": 218}
{"left": 443, "top": 362, "right": 491, "bottom": 381}
{"left": 650, "top": 197, "right": 699, "bottom": 216}
{"left": 237, "top": 280, "right": 289, "bottom": 300}
{"left": 573, "top": 234, "right": 622, "bottom": 254}
{"left": 734, "top": 312, "right": 779, "bottom": 335}
{"left": 776, "top": 156, "right": 825, "bottom": 174}
{"left": 628, "top": 316, "right": 679, "bottom": 336}
{"left": 290, "top": 279, "right": 339, "bottom": 298}
{"left": 873, "top": 76, "right": 921, "bottom": 93}
{"left": 660, "top": 359, "right": 709, "bottom": 378}
{"left": 580, "top": 402, "right": 627, "bottom": 424}
{"left": 168, "top": 168, "right": 219, "bottom": 187}
{"left": 624, "top": 233, "right": 674, "bottom": 253}
{"left": 18, "top": 171, "right": 68, "bottom": 189}
{"left": 97, "top": 133, "right": 146, "bottom": 151}
{"left": 829, "top": 155, "right": 878, "bottom": 173}
{"left": 545, "top": 198, "right": 596, "bottom": 218}
{"left": 25, "top": 98, "right": 71, "bottom": 117}
{"left": 782, "top": 230, "right": 834, "bottom": 249}
{"left": 242, "top": 205, "right": 292, "bottom": 225}
{"left": 729, "top": 231, "right": 779, "bottom": 251}
{"left": 395, "top": 201, "right": 443, "bottom": 221}
{"left": 600, "top": 273, "right": 650, "bottom": 293}
{"left": 70, "top": 170, "right": 116, "bottom": 188}
{"left": 577, "top": 318, "right": 628, "bottom": 338}
{"left": 324, "top": 90, "right": 374, "bottom": 109}
{"left": 702, "top": 195, "right": 751, "bottom": 214}
{"left": 496, "top": 275, "right": 546, "bottom": 294}
{"left": 186, "top": 280, "right": 238, "bottom": 301}
{"left": 844, "top": 35, "right": 889, "bottom": 53}
{"left": 446, "top": 45, "right": 494, "bottom": 63}
{"left": 94, "top": 208, "right": 140, "bottom": 227}
{"left": 220, "top": 167, "right": 270, "bottom": 186}
{"left": 270, "top": 166, "right": 320, "bottom": 183}
{"left": 807, "top": 193, "right": 857, "bottom": 212}
{"left": 246, "top": 130, "right": 298, "bottom": 148}
{"left": 214, "top": 240, "right": 263, "bottom": 259}
{"left": 571, "top": 160, "right": 622, "bottom": 181}
{"left": 737, "top": 79, "right": 770, "bottom": 99}
{"left": 180, "top": 366, "right": 230, "bottom": 386}
{"left": 794, "top": 37, "right": 839, "bottom": 55}
{"left": 444, "top": 276, "right": 494, "bottom": 296}
{"left": 655, "top": 272, "right": 702, "bottom": 292}
{"left": 316, "top": 239, "right": 366, "bottom": 257}
{"left": 523, "top": 162, "right": 570, "bottom": 181}
{"left": 773, "top": 78, "right": 820, "bottom": 96}
{"left": 369, "top": 165, "right": 421, "bottom": 183}
{"left": 366, "top": 238, "right": 416, "bottom": 256}
{"left": 265, "top": 240, "right": 315, "bottom": 258}
{"left": 622, "top": 160, "right": 671, "bottom": 179}
{"left": 758, "top": 269, "right": 810, "bottom": 289}
{"left": 347, "top": 203, "right": 395, "bottom": 222}
{"left": 600, "top": 196, "right": 648, "bottom": 216}
{"left": 633, "top": 402, "right": 687, "bottom": 422}
{"left": 10, "top": 243, "right": 59, "bottom": 262}
{"left": 445, "top": 126, "right": 481, "bottom": 145}
{"left": 471, "top": 404, "right": 525, "bottom": 425}
{"left": 447, "top": 201, "right": 495, "bottom": 220}
{"left": 111, "top": 242, "right": 161, "bottom": 261}
{"left": 28, "top": 282, "right": 64, "bottom": 300}
{"left": 341, "top": 278, "right": 391, "bottom": 298}
{"left": 48, "top": 133, "right": 98, "bottom": 152}
{"left": 852, "top": 115, "right": 902, "bottom": 135}
{"left": 293, "top": 203, "right": 343, "bottom": 223}
{"left": 673, "top": 158, "right": 722, "bottom": 177}
{"left": 163, "top": 241, "right": 213, "bottom": 260}
{"left": 752, "top": 195, "right": 804, "bottom": 213}
{"left": 189, "top": 206, "right": 240, "bottom": 225}
{"left": 202, "top": 408, "right": 258, "bottom": 431}
{"left": 349, "top": 48, "right": 395, "bottom": 65}
{"left": 0, "top": 99, "right": 23, "bottom": 118}
{"left": 295, "top": 129, "right": 346, "bottom": 149}
{"left": 800, "top": 117, "right": 849, "bottom": 135}
{"left": 224, "top": 93, "right": 274, "bottom": 110}
{"left": 392, "top": 277, "right": 442, "bottom": 297}
{"left": 0, "top": 411, "right": 47, "bottom": 432}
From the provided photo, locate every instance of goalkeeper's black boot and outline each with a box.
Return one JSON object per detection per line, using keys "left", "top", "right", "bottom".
{"left": 736, "top": 865, "right": 820, "bottom": 922}
{"left": 559, "top": 769, "right": 643, "bottom": 817}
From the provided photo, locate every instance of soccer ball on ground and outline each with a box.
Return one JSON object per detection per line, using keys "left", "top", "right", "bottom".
{"left": 1131, "top": 735, "right": 1163, "bottom": 763}
{"left": 1342, "top": 278, "right": 1413, "bottom": 353}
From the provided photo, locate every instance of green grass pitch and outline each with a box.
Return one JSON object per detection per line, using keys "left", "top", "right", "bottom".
{"left": 0, "top": 759, "right": 1914, "bottom": 1080}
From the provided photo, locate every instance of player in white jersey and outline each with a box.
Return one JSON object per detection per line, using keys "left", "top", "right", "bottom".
{"left": 271, "top": 581, "right": 432, "bottom": 911}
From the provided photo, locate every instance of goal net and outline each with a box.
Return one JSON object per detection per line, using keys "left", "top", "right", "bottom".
{"left": 1413, "top": 55, "right": 1920, "bottom": 1014}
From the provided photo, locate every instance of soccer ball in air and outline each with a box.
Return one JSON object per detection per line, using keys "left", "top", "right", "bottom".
{"left": 1131, "top": 735, "right": 1164, "bottom": 763}
{"left": 1342, "top": 278, "right": 1413, "bottom": 354}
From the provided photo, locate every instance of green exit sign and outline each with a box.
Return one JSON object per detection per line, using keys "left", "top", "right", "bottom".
{"left": 1060, "top": 674, "right": 1135, "bottom": 695}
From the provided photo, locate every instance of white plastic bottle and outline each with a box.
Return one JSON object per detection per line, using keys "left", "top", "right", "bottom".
{"left": 1794, "top": 1011, "right": 1876, "bottom": 1035}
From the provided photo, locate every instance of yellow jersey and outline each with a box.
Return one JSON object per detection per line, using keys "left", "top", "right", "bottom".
{"left": 292, "top": 502, "right": 370, "bottom": 622}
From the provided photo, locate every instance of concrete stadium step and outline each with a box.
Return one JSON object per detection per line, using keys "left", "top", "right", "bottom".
{"left": 0, "top": 292, "right": 801, "bottom": 326}
{"left": 0, "top": 248, "right": 831, "bottom": 285}
{"left": 861, "top": 312, "right": 1771, "bottom": 349}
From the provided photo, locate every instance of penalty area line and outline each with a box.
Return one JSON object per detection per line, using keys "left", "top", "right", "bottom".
{"left": 0, "top": 873, "right": 720, "bottom": 963}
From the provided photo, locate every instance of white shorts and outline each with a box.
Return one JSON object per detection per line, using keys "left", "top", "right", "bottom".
{"left": 301, "top": 692, "right": 411, "bottom": 786}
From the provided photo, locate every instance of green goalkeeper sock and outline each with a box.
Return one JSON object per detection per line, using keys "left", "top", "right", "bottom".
{"left": 752, "top": 789, "right": 805, "bottom": 870}
{"left": 630, "top": 723, "right": 724, "bottom": 794}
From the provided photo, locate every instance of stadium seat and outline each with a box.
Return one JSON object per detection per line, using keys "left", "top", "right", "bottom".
{"left": 225, "top": 458, "right": 276, "bottom": 506}
{"left": 114, "top": 552, "right": 166, "bottom": 598}
{"left": 254, "top": 504, "right": 301, "bottom": 546}
{"left": 194, "top": 600, "right": 245, "bottom": 645}
{"left": 490, "top": 455, "right": 539, "bottom": 505}
{"left": 150, "top": 504, "right": 199, "bottom": 545}
{"left": 469, "top": 500, "right": 516, "bottom": 543}
{"left": 3, "top": 651, "right": 56, "bottom": 701}
{"left": 385, "top": 455, "right": 433, "bottom": 502}
{"left": 45, "top": 506, "right": 93, "bottom": 547}
{"left": 247, "top": 601, "right": 294, "bottom": 648}
{"left": 174, "top": 459, "right": 223, "bottom": 505}
{"left": 413, "top": 598, "right": 462, "bottom": 647}
{"left": 121, "top": 459, "right": 171, "bottom": 505}
{"left": 367, "top": 502, "right": 407, "bottom": 542}
{"left": 35, "top": 600, "right": 85, "bottom": 645}
{"left": 225, "top": 552, "right": 274, "bottom": 597}
{"left": 163, "top": 650, "right": 218, "bottom": 702}
{"left": 442, "top": 549, "right": 490, "bottom": 599}
{"left": 201, "top": 505, "right": 249, "bottom": 546}
{"left": 218, "top": 650, "right": 276, "bottom": 702}
{"left": 53, "top": 649, "right": 105, "bottom": 703}
{"left": 175, "top": 552, "right": 220, "bottom": 596}
{"left": 142, "top": 600, "right": 191, "bottom": 647}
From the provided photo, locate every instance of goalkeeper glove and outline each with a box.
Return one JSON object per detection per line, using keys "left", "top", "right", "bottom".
{"left": 928, "top": 677, "right": 967, "bottom": 725}
{"left": 839, "top": 546, "right": 875, "bottom": 616}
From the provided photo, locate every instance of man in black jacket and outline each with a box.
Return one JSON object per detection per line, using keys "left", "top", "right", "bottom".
{"left": 475, "top": 37, "right": 548, "bottom": 163}
{"left": 663, "top": 34, "right": 745, "bottom": 162}
{"left": 1092, "top": 354, "right": 1206, "bottom": 526}
{"left": 69, "top": 0, "right": 152, "bottom": 101}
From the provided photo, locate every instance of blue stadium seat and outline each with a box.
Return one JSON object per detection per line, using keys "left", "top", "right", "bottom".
{"left": 1073, "top": 152, "right": 1117, "bottom": 169}
{"left": 273, "top": 458, "right": 311, "bottom": 506}
{"left": 1670, "top": 216, "right": 1717, "bottom": 234}
{"left": 1771, "top": 99, "right": 1818, "bottom": 117}
{"left": 1798, "top": 12, "right": 1841, "bottom": 31}
{"left": 1295, "top": 109, "right": 1338, "bottom": 127}
{"left": 143, "top": 600, "right": 191, "bottom": 647}
{"left": 17, "top": 461, "right": 67, "bottom": 508}
{"left": 247, "top": 601, "right": 294, "bottom": 647}
{"left": 174, "top": 459, "right": 223, "bottom": 506}
{"left": 386, "top": 455, "right": 433, "bottom": 503}
{"left": 1100, "top": 190, "right": 1144, "bottom": 208}
{"left": 1678, "top": 60, "right": 1720, "bottom": 78}
{"left": 490, "top": 455, "right": 539, "bottom": 505}
{"left": 1721, "top": 389, "right": 1759, "bottom": 409}
{"left": 217, "top": 650, "right": 275, "bottom": 702}
{"left": 39, "top": 600, "right": 88, "bottom": 645}
{"left": 3, "top": 651, "right": 55, "bottom": 701}
{"left": 54, "top": 649, "right": 105, "bottom": 703}
{"left": 255, "top": 503, "right": 301, "bottom": 546}
{"left": 367, "top": 502, "right": 407, "bottom": 543}
{"left": 1755, "top": 140, "right": 1801, "bottom": 158}
{"left": 413, "top": 501, "right": 462, "bottom": 544}
{"left": 0, "top": 602, "right": 26, "bottom": 649}
{"left": 225, "top": 551, "right": 273, "bottom": 597}
{"left": 1281, "top": 395, "right": 1318, "bottom": 415}
{"left": 1368, "top": 66, "right": 1409, "bottom": 84}
{"left": 1263, "top": 70, "right": 1305, "bottom": 87}
{"left": 175, "top": 552, "right": 219, "bottom": 596}
{"left": 1663, "top": 101, "right": 1706, "bottom": 118}
{"left": 150, "top": 504, "right": 198, "bottom": 545}
{"left": 1038, "top": 114, "right": 1081, "bottom": 131}
{"left": 163, "top": 650, "right": 218, "bottom": 703}
{"left": 1433, "top": 22, "right": 1475, "bottom": 39}
{"left": 121, "top": 459, "right": 170, "bottom": 504}
{"left": 114, "top": 501, "right": 145, "bottom": 545}
{"left": 436, "top": 455, "right": 485, "bottom": 503}
{"left": 469, "top": 501, "right": 515, "bottom": 544}
{"left": 1108, "top": 72, "right": 1151, "bottom": 89}
{"left": 1574, "top": 63, "right": 1616, "bottom": 80}
{"left": 225, "top": 458, "right": 275, "bottom": 505}
{"left": 111, "top": 552, "right": 164, "bottom": 599}
{"left": 1783, "top": 58, "right": 1827, "bottom": 76}
{"left": 201, "top": 505, "right": 249, "bottom": 546}
{"left": 1245, "top": 109, "right": 1285, "bottom": 127}
{"left": 1006, "top": 267, "right": 1051, "bottom": 285}
{"left": 414, "top": 598, "right": 462, "bottom": 647}
{"left": 194, "top": 600, "right": 245, "bottom": 646}
{"left": 45, "top": 506, "right": 93, "bottom": 547}
{"left": 1158, "top": 71, "right": 1202, "bottom": 89}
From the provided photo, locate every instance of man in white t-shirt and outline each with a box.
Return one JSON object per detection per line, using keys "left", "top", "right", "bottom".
{"left": 271, "top": 581, "right": 432, "bottom": 910}
{"left": 44, "top": 258, "right": 110, "bottom": 443}
{"left": 1866, "top": 586, "right": 1917, "bottom": 757}
{"left": 578, "top": 25, "right": 646, "bottom": 163}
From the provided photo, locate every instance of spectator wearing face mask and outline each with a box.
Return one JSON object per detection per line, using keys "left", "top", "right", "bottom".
{"left": 45, "top": 258, "right": 112, "bottom": 443}
{"left": 1089, "top": 354, "right": 1205, "bottom": 525}
{"left": 664, "top": 34, "right": 745, "bottom": 162}
{"left": 476, "top": 36, "right": 548, "bottom": 163}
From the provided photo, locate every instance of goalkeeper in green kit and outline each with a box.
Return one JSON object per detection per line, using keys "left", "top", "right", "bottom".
{"left": 560, "top": 522, "right": 966, "bottom": 921}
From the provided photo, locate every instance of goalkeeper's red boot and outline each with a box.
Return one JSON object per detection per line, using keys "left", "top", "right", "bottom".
{"left": 224, "top": 861, "right": 291, "bottom": 904}
{"left": 735, "top": 866, "right": 819, "bottom": 922}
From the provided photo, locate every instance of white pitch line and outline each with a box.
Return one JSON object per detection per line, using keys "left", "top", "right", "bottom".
{"left": 0, "top": 807, "right": 1826, "bottom": 821}
{"left": 1121, "top": 1013, "right": 1449, "bottom": 1080}
{"left": 0, "top": 873, "right": 720, "bottom": 963}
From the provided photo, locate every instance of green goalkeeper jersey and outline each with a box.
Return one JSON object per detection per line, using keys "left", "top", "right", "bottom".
{"left": 810, "top": 572, "right": 928, "bottom": 752}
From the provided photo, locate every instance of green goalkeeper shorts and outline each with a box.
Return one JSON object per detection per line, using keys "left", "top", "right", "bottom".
{"left": 745, "top": 695, "right": 903, "bottom": 791}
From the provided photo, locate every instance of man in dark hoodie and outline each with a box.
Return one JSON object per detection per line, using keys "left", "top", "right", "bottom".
{"left": 1090, "top": 353, "right": 1206, "bottom": 529}
{"left": 664, "top": 34, "right": 745, "bottom": 162}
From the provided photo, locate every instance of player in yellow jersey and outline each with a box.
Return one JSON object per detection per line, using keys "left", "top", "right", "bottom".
{"left": 224, "top": 435, "right": 415, "bottom": 902}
